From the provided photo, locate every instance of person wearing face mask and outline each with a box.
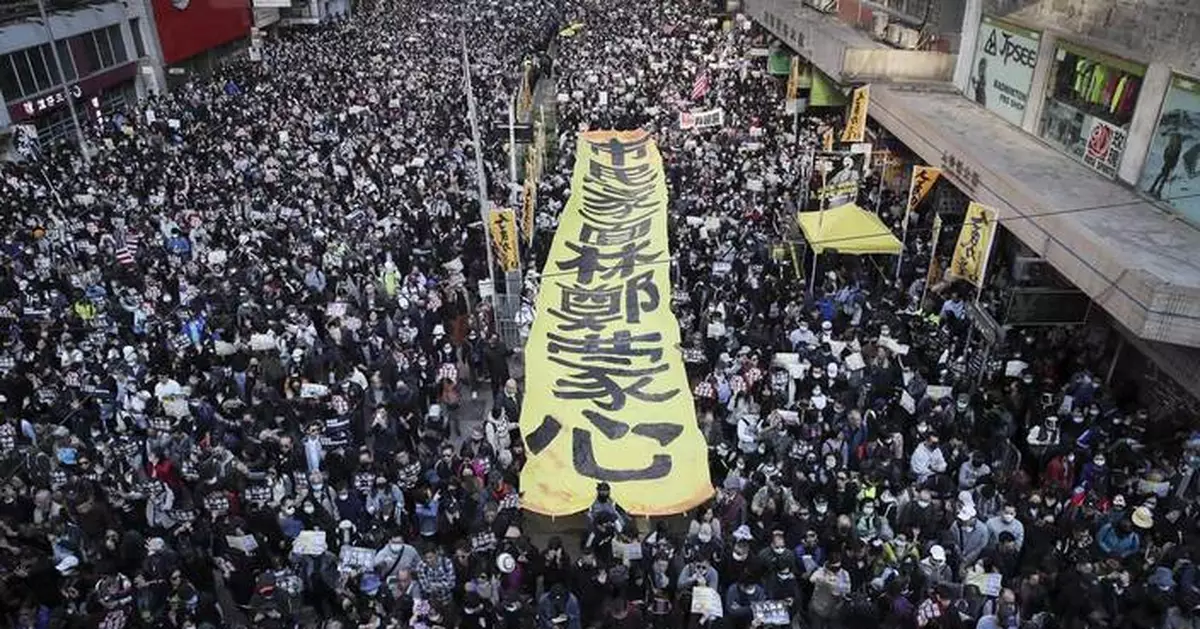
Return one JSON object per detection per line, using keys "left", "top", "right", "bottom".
{"left": 919, "top": 545, "right": 953, "bottom": 587}
{"left": 948, "top": 504, "right": 988, "bottom": 577}
{"left": 985, "top": 505, "right": 1025, "bottom": 552}
{"left": 898, "top": 489, "right": 939, "bottom": 542}
{"left": 853, "top": 499, "right": 893, "bottom": 541}
{"left": 910, "top": 432, "right": 947, "bottom": 487}
{"left": 1079, "top": 453, "right": 1111, "bottom": 495}
{"left": 958, "top": 451, "right": 992, "bottom": 491}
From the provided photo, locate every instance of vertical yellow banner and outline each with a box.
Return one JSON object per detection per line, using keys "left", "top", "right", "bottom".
{"left": 822, "top": 128, "right": 834, "bottom": 151}
{"left": 949, "top": 202, "right": 998, "bottom": 287}
{"left": 903, "top": 166, "right": 941, "bottom": 225}
{"left": 519, "top": 130, "right": 712, "bottom": 516}
{"left": 840, "top": 85, "right": 870, "bottom": 143}
{"left": 489, "top": 208, "right": 520, "bottom": 272}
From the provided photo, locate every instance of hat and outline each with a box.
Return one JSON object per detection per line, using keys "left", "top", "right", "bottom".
{"left": 1132, "top": 506, "right": 1154, "bottom": 529}
{"left": 929, "top": 545, "right": 946, "bottom": 562}
{"left": 697, "top": 523, "right": 713, "bottom": 543}
{"left": 496, "top": 552, "right": 517, "bottom": 574}
{"left": 821, "top": 320, "right": 832, "bottom": 331}
{"left": 732, "top": 524, "right": 753, "bottom": 541}
{"left": 957, "top": 505, "right": 976, "bottom": 521}
{"left": 504, "top": 525, "right": 522, "bottom": 539}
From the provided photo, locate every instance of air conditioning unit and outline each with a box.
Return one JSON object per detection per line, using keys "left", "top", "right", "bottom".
{"left": 886, "top": 24, "right": 920, "bottom": 49}
{"left": 872, "top": 13, "right": 889, "bottom": 39}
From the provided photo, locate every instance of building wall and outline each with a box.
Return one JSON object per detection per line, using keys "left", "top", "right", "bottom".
{"left": 984, "top": 0, "right": 1200, "bottom": 77}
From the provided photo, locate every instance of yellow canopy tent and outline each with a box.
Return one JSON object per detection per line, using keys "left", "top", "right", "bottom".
{"left": 796, "top": 203, "right": 902, "bottom": 255}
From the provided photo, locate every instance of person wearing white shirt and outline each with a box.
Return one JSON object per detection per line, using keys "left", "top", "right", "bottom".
{"left": 910, "top": 434, "right": 948, "bottom": 484}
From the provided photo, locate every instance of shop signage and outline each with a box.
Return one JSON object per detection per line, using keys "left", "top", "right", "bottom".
{"left": 969, "top": 17, "right": 1040, "bottom": 126}
{"left": 1082, "top": 117, "right": 1126, "bottom": 179}
{"left": 7, "top": 63, "right": 136, "bottom": 124}
{"left": 940, "top": 151, "right": 981, "bottom": 190}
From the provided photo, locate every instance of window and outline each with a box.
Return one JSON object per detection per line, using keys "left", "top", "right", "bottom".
{"left": 1137, "top": 75, "right": 1200, "bottom": 226}
{"left": 1038, "top": 44, "right": 1145, "bottom": 179}
{"left": 54, "top": 40, "right": 76, "bottom": 81}
{"left": 72, "top": 32, "right": 101, "bottom": 76}
{"left": 95, "top": 29, "right": 114, "bottom": 68}
{"left": 12, "top": 50, "right": 35, "bottom": 96}
{"left": 0, "top": 54, "right": 21, "bottom": 101}
{"left": 109, "top": 25, "right": 128, "bottom": 63}
{"left": 41, "top": 44, "right": 61, "bottom": 85}
{"left": 27, "top": 46, "right": 52, "bottom": 93}
{"left": 130, "top": 19, "right": 146, "bottom": 58}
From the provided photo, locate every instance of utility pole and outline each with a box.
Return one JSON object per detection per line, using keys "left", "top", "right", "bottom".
{"left": 35, "top": 0, "right": 89, "bottom": 165}
{"left": 460, "top": 30, "right": 498, "bottom": 300}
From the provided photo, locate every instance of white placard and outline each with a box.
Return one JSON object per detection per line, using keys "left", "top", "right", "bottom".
{"left": 293, "top": 530, "right": 327, "bottom": 556}
{"left": 900, "top": 390, "right": 916, "bottom": 414}
{"left": 691, "top": 586, "right": 724, "bottom": 617}
{"left": 226, "top": 534, "right": 258, "bottom": 553}
{"left": 300, "top": 383, "right": 329, "bottom": 399}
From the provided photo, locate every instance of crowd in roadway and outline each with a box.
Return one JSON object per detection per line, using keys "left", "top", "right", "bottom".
{"left": 2, "top": 0, "right": 1200, "bottom": 627}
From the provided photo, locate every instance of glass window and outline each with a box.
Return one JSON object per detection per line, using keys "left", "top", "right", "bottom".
{"left": 72, "top": 33, "right": 101, "bottom": 76}
{"left": 109, "top": 25, "right": 128, "bottom": 63}
{"left": 55, "top": 40, "right": 77, "bottom": 81}
{"left": 12, "top": 50, "right": 36, "bottom": 97}
{"left": 95, "top": 30, "right": 114, "bottom": 68}
{"left": 41, "top": 44, "right": 61, "bottom": 85}
{"left": 130, "top": 19, "right": 146, "bottom": 58}
{"left": 27, "top": 45, "right": 52, "bottom": 93}
{"left": 0, "top": 54, "right": 22, "bottom": 101}
{"left": 1038, "top": 44, "right": 1145, "bottom": 179}
{"left": 1137, "top": 75, "right": 1200, "bottom": 226}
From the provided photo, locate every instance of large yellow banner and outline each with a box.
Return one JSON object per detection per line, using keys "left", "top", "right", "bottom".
{"left": 519, "top": 130, "right": 713, "bottom": 516}
{"left": 489, "top": 208, "right": 520, "bottom": 272}
{"left": 841, "top": 85, "right": 870, "bottom": 143}
{"left": 949, "top": 202, "right": 998, "bottom": 287}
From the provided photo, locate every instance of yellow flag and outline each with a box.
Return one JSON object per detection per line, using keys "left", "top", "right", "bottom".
{"left": 903, "top": 166, "right": 941, "bottom": 224}
{"left": 949, "top": 202, "right": 998, "bottom": 287}
{"left": 822, "top": 128, "right": 834, "bottom": 151}
{"left": 840, "top": 85, "right": 870, "bottom": 143}
{"left": 521, "top": 177, "right": 537, "bottom": 242}
{"left": 489, "top": 208, "right": 520, "bottom": 272}
{"left": 520, "top": 130, "right": 713, "bottom": 516}
{"left": 786, "top": 57, "right": 800, "bottom": 103}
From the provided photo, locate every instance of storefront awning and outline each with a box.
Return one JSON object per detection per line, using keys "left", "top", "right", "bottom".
{"left": 869, "top": 84, "right": 1200, "bottom": 348}
{"left": 797, "top": 203, "right": 902, "bottom": 255}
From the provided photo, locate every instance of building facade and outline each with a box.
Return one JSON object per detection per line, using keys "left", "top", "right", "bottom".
{"left": 0, "top": 0, "right": 255, "bottom": 152}
{"left": 747, "top": 0, "right": 1200, "bottom": 396}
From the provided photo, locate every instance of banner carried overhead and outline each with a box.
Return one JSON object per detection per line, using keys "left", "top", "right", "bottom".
{"left": 949, "top": 202, "right": 999, "bottom": 287}
{"left": 519, "top": 130, "right": 713, "bottom": 516}
{"left": 489, "top": 208, "right": 520, "bottom": 272}
{"left": 679, "top": 109, "right": 725, "bottom": 130}
{"left": 841, "top": 85, "right": 870, "bottom": 143}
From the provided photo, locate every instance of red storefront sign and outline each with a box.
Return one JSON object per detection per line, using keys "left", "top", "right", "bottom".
{"left": 151, "top": 0, "right": 251, "bottom": 65}
{"left": 6, "top": 62, "right": 136, "bottom": 124}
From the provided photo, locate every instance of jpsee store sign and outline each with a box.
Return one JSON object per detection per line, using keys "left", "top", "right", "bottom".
{"left": 969, "top": 16, "right": 1040, "bottom": 126}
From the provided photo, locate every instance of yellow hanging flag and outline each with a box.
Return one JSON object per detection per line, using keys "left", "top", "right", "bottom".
{"left": 822, "top": 128, "right": 834, "bottom": 151}
{"left": 489, "top": 208, "right": 520, "bottom": 272}
{"left": 903, "top": 166, "right": 941, "bottom": 225}
{"left": 949, "top": 202, "right": 998, "bottom": 288}
{"left": 841, "top": 85, "right": 870, "bottom": 143}
{"left": 519, "top": 129, "right": 713, "bottom": 516}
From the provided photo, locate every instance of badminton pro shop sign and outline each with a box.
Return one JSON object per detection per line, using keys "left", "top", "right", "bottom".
{"left": 969, "top": 17, "right": 1040, "bottom": 126}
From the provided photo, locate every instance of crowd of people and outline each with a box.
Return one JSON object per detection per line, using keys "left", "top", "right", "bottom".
{"left": 2, "top": 0, "right": 1199, "bottom": 628}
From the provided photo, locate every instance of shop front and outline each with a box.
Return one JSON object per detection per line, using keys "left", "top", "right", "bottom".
{"left": 5, "top": 62, "right": 136, "bottom": 148}
{"left": 1037, "top": 42, "right": 1145, "bottom": 180}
